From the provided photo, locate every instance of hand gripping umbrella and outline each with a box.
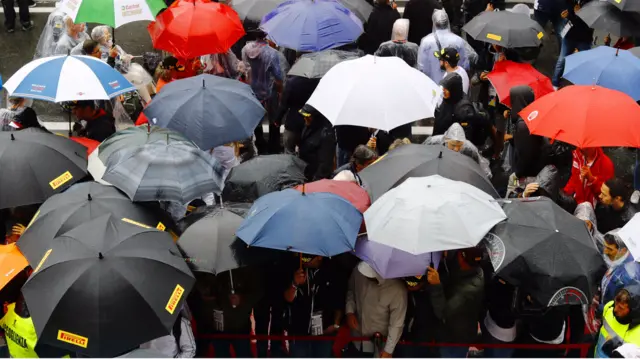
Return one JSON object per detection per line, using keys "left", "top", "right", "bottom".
{"left": 22, "top": 214, "right": 195, "bottom": 357}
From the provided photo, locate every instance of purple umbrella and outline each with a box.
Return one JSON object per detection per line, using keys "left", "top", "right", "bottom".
{"left": 354, "top": 236, "right": 442, "bottom": 279}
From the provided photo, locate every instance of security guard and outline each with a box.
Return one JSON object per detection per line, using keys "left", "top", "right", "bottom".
{"left": 0, "top": 296, "right": 37, "bottom": 358}
{"left": 596, "top": 285, "right": 640, "bottom": 358}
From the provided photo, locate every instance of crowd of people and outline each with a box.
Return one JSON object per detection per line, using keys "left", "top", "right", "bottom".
{"left": 1, "top": 0, "right": 640, "bottom": 357}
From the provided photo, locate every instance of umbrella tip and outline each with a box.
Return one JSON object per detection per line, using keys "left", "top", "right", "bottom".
{"left": 10, "top": 134, "right": 14, "bottom": 141}
{"left": 88, "top": 193, "right": 92, "bottom": 201}
{"left": 438, "top": 151, "right": 443, "bottom": 159}
{"left": 98, "top": 252, "right": 104, "bottom": 259}
{"left": 302, "top": 183, "right": 306, "bottom": 195}
{"left": 203, "top": 79, "right": 206, "bottom": 88}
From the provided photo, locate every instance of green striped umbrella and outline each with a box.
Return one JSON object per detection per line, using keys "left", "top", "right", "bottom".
{"left": 57, "top": 0, "right": 166, "bottom": 28}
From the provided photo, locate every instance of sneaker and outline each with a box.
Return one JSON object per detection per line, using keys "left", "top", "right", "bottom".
{"left": 6, "top": 27, "right": 15, "bottom": 33}
{"left": 21, "top": 21, "right": 34, "bottom": 31}
{"left": 632, "top": 190, "right": 640, "bottom": 205}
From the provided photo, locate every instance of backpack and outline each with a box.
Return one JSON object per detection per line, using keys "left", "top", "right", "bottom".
{"left": 454, "top": 100, "right": 491, "bottom": 147}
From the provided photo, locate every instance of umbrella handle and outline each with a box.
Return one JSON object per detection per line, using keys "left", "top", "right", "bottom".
{"left": 229, "top": 270, "right": 236, "bottom": 308}
{"left": 299, "top": 253, "right": 302, "bottom": 269}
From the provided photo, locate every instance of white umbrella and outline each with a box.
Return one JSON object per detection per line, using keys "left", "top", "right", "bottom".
{"left": 306, "top": 55, "right": 442, "bottom": 131}
{"left": 364, "top": 175, "right": 506, "bottom": 255}
{"left": 617, "top": 213, "right": 640, "bottom": 260}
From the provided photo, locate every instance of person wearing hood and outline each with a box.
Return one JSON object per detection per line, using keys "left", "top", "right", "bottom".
{"left": 360, "top": 0, "right": 401, "bottom": 55}
{"left": 54, "top": 16, "right": 89, "bottom": 55}
{"left": 597, "top": 178, "right": 637, "bottom": 234}
{"left": 563, "top": 147, "right": 615, "bottom": 207}
{"left": 375, "top": 19, "right": 419, "bottom": 68}
{"left": 433, "top": 73, "right": 476, "bottom": 137}
{"left": 425, "top": 122, "right": 492, "bottom": 178}
{"left": 575, "top": 201, "right": 605, "bottom": 253}
{"left": 417, "top": 9, "right": 469, "bottom": 84}
{"left": 345, "top": 261, "right": 407, "bottom": 358}
{"left": 595, "top": 285, "right": 640, "bottom": 358}
{"left": 509, "top": 85, "right": 548, "bottom": 179}
{"left": 33, "top": 9, "right": 66, "bottom": 59}
{"left": 298, "top": 105, "right": 336, "bottom": 182}
{"left": 0, "top": 97, "right": 32, "bottom": 132}
{"left": 273, "top": 76, "right": 320, "bottom": 155}
{"left": 602, "top": 230, "right": 632, "bottom": 269}
{"left": 402, "top": 0, "right": 442, "bottom": 45}
{"left": 9, "top": 107, "right": 50, "bottom": 132}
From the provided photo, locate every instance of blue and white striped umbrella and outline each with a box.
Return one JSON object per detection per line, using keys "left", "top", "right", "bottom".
{"left": 3, "top": 55, "right": 136, "bottom": 102}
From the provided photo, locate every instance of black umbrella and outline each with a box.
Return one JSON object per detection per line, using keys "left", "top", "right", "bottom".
{"left": 221, "top": 154, "right": 307, "bottom": 203}
{"left": 607, "top": 0, "right": 640, "bottom": 13}
{"left": 22, "top": 214, "right": 194, "bottom": 357}
{"left": 483, "top": 197, "right": 606, "bottom": 307}
{"left": 0, "top": 131, "right": 87, "bottom": 209}
{"left": 577, "top": 1, "right": 640, "bottom": 37}
{"left": 359, "top": 144, "right": 499, "bottom": 202}
{"left": 17, "top": 181, "right": 178, "bottom": 267}
{"left": 462, "top": 10, "right": 546, "bottom": 48}
{"left": 177, "top": 205, "right": 279, "bottom": 274}
{"left": 179, "top": 202, "right": 253, "bottom": 232}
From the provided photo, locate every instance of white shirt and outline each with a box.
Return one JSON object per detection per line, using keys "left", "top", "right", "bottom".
{"left": 443, "top": 67, "right": 470, "bottom": 95}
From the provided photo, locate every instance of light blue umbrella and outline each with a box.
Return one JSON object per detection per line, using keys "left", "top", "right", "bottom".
{"left": 355, "top": 236, "right": 442, "bottom": 279}
{"left": 260, "top": 0, "right": 363, "bottom": 52}
{"left": 144, "top": 74, "right": 265, "bottom": 150}
{"left": 564, "top": 46, "right": 640, "bottom": 101}
{"left": 236, "top": 188, "right": 363, "bottom": 257}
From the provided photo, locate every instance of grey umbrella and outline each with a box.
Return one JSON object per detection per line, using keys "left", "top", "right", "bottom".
{"left": 339, "top": 0, "right": 373, "bottom": 22}
{"left": 607, "top": 0, "right": 640, "bottom": 13}
{"left": 289, "top": 50, "right": 361, "bottom": 78}
{"left": 229, "top": 0, "right": 286, "bottom": 21}
{"left": 463, "top": 10, "right": 545, "bottom": 48}
{"left": 577, "top": 1, "right": 640, "bottom": 37}
{"left": 103, "top": 139, "right": 224, "bottom": 203}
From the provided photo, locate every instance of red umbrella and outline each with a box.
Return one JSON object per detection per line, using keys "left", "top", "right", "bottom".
{"left": 294, "top": 180, "right": 370, "bottom": 213}
{"left": 148, "top": 0, "right": 245, "bottom": 59}
{"left": 487, "top": 60, "right": 554, "bottom": 108}
{"left": 519, "top": 85, "right": 640, "bottom": 148}
{"left": 70, "top": 137, "right": 100, "bottom": 156}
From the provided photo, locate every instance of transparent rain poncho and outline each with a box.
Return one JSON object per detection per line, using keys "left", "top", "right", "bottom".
{"left": 574, "top": 201, "right": 605, "bottom": 253}
{"left": 417, "top": 9, "right": 472, "bottom": 83}
{"left": 424, "top": 123, "right": 492, "bottom": 178}
{"left": 201, "top": 51, "right": 242, "bottom": 80}
{"left": 34, "top": 9, "right": 68, "bottom": 59}
{"left": 53, "top": 16, "right": 90, "bottom": 55}
{"left": 241, "top": 40, "right": 286, "bottom": 101}
{"left": 375, "top": 19, "right": 420, "bottom": 68}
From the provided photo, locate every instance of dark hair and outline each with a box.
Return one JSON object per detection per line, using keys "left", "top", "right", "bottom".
{"left": 605, "top": 178, "right": 630, "bottom": 202}
{"left": 444, "top": 56, "right": 459, "bottom": 68}
{"left": 615, "top": 289, "right": 631, "bottom": 306}
{"left": 82, "top": 39, "right": 100, "bottom": 55}
{"left": 255, "top": 30, "right": 267, "bottom": 40}
{"left": 604, "top": 233, "right": 620, "bottom": 248}
{"left": 73, "top": 100, "right": 96, "bottom": 109}
{"left": 350, "top": 145, "right": 377, "bottom": 167}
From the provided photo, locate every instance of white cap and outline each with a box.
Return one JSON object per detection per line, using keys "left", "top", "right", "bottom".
{"left": 357, "top": 261, "right": 378, "bottom": 279}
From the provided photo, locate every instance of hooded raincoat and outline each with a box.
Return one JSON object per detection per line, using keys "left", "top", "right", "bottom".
{"left": 433, "top": 73, "right": 475, "bottom": 136}
{"left": 595, "top": 284, "right": 640, "bottom": 358}
{"left": 33, "top": 9, "right": 68, "bottom": 59}
{"left": 574, "top": 202, "right": 605, "bottom": 253}
{"left": 54, "top": 17, "right": 90, "bottom": 55}
{"left": 375, "top": 19, "right": 419, "bottom": 68}
{"left": 241, "top": 40, "right": 284, "bottom": 102}
{"left": 510, "top": 85, "right": 547, "bottom": 179}
{"left": 424, "top": 123, "right": 492, "bottom": 178}
{"left": 201, "top": 51, "right": 242, "bottom": 80}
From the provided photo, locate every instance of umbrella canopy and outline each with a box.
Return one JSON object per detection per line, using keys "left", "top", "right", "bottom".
{"left": 365, "top": 175, "right": 506, "bottom": 255}
{"left": 3, "top": 55, "right": 136, "bottom": 102}
{"left": 462, "top": 10, "right": 545, "bottom": 48}
{"left": 294, "top": 179, "right": 370, "bottom": 213}
{"left": 288, "top": 50, "right": 361, "bottom": 79}
{"left": 359, "top": 144, "right": 499, "bottom": 202}
{"left": 0, "top": 243, "right": 28, "bottom": 291}
{"left": 22, "top": 214, "right": 194, "bottom": 357}
{"left": 487, "top": 60, "right": 554, "bottom": 108}
{"left": 355, "top": 236, "right": 442, "bottom": 279}
{"left": 260, "top": 0, "right": 363, "bottom": 52}
{"left": 229, "top": 0, "right": 285, "bottom": 21}
{"left": 618, "top": 213, "right": 640, "bottom": 260}
{"left": 57, "top": 0, "right": 165, "bottom": 28}
{"left": 519, "top": 85, "right": 640, "bottom": 148}
{"left": 148, "top": 0, "right": 245, "bottom": 59}
{"left": 179, "top": 202, "right": 253, "bottom": 231}
{"left": 70, "top": 137, "right": 100, "bottom": 156}
{"left": 631, "top": 46, "right": 640, "bottom": 58}
{"left": 564, "top": 46, "right": 640, "bottom": 101}
{"left": 338, "top": 0, "right": 373, "bottom": 22}
{"left": 236, "top": 189, "right": 363, "bottom": 257}
{"left": 221, "top": 154, "right": 307, "bottom": 203}
{"left": 306, "top": 55, "right": 442, "bottom": 131}
{"left": 103, "top": 139, "right": 224, "bottom": 203}
{"left": 0, "top": 131, "right": 87, "bottom": 209}
{"left": 178, "top": 206, "right": 277, "bottom": 274}
{"left": 577, "top": 1, "right": 640, "bottom": 37}
{"left": 483, "top": 197, "right": 605, "bottom": 307}
{"left": 143, "top": 74, "right": 265, "bottom": 150}
{"left": 17, "top": 181, "right": 177, "bottom": 266}
{"left": 608, "top": 0, "right": 640, "bottom": 12}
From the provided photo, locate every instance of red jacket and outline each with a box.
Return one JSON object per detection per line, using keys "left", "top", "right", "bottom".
{"left": 563, "top": 148, "right": 614, "bottom": 206}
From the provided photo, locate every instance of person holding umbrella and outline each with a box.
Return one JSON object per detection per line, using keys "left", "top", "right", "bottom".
{"left": 69, "top": 100, "right": 116, "bottom": 142}
{"left": 333, "top": 145, "right": 379, "bottom": 185}
{"left": 563, "top": 147, "right": 615, "bottom": 207}
{"left": 298, "top": 105, "right": 336, "bottom": 181}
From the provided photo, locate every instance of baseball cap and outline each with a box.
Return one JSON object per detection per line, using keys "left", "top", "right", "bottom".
{"left": 435, "top": 47, "right": 460, "bottom": 62}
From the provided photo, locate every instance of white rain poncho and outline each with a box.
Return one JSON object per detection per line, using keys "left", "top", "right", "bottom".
{"left": 375, "top": 19, "right": 419, "bottom": 68}
{"left": 91, "top": 25, "right": 133, "bottom": 73}
{"left": 424, "top": 123, "right": 492, "bottom": 178}
{"left": 54, "top": 17, "right": 90, "bottom": 55}
{"left": 574, "top": 202, "right": 605, "bottom": 253}
{"left": 417, "top": 9, "right": 471, "bottom": 83}
{"left": 34, "top": 9, "right": 68, "bottom": 59}
{"left": 201, "top": 51, "right": 242, "bottom": 80}
{"left": 241, "top": 40, "right": 286, "bottom": 101}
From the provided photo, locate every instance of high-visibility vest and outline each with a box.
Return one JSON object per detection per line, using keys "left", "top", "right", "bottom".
{"left": 0, "top": 303, "right": 38, "bottom": 358}
{"left": 595, "top": 301, "right": 640, "bottom": 357}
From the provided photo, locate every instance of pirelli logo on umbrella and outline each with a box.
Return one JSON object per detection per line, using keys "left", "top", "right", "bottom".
{"left": 165, "top": 284, "right": 185, "bottom": 314}
{"left": 57, "top": 330, "right": 88, "bottom": 348}
{"left": 49, "top": 171, "right": 73, "bottom": 190}
{"left": 486, "top": 33, "right": 502, "bottom": 41}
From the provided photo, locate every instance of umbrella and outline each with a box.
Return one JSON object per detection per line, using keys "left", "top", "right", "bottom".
{"left": 487, "top": 60, "right": 554, "bottom": 108}
{"left": 577, "top": 1, "right": 640, "bottom": 37}
{"left": 103, "top": 139, "right": 224, "bottom": 203}
{"left": 143, "top": 74, "right": 265, "bottom": 150}
{"left": 229, "top": 0, "right": 285, "bottom": 21}
{"left": 338, "top": 0, "right": 373, "bottom": 22}
{"left": 359, "top": 144, "right": 499, "bottom": 202}
{"left": 57, "top": 0, "right": 165, "bottom": 28}
{"left": 179, "top": 202, "right": 254, "bottom": 231}
{"left": 519, "top": 85, "right": 640, "bottom": 148}
{"left": 462, "top": 10, "right": 545, "bottom": 48}
{"left": 355, "top": 236, "right": 442, "bottom": 279}
{"left": 288, "top": 50, "right": 361, "bottom": 79}
{"left": 17, "top": 181, "right": 177, "bottom": 266}
{"left": 0, "top": 131, "right": 87, "bottom": 209}
{"left": 306, "top": 55, "right": 442, "bottom": 131}
{"left": 236, "top": 189, "right": 363, "bottom": 257}
{"left": 564, "top": 46, "right": 640, "bottom": 101}
{"left": 260, "top": 0, "right": 363, "bottom": 52}
{"left": 482, "top": 197, "right": 605, "bottom": 307}
{"left": 294, "top": 179, "right": 370, "bottom": 213}
{"left": 3, "top": 55, "right": 136, "bottom": 102}
{"left": 177, "top": 206, "right": 277, "bottom": 274}
{"left": 22, "top": 214, "right": 194, "bottom": 357}
{"left": 617, "top": 213, "right": 640, "bottom": 260}
{"left": 0, "top": 243, "right": 28, "bottom": 291}
{"left": 221, "top": 154, "right": 307, "bottom": 203}
{"left": 70, "top": 137, "right": 100, "bottom": 156}
{"left": 608, "top": 0, "right": 640, "bottom": 12}
{"left": 365, "top": 175, "right": 506, "bottom": 255}
{"left": 148, "top": 0, "right": 245, "bottom": 59}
